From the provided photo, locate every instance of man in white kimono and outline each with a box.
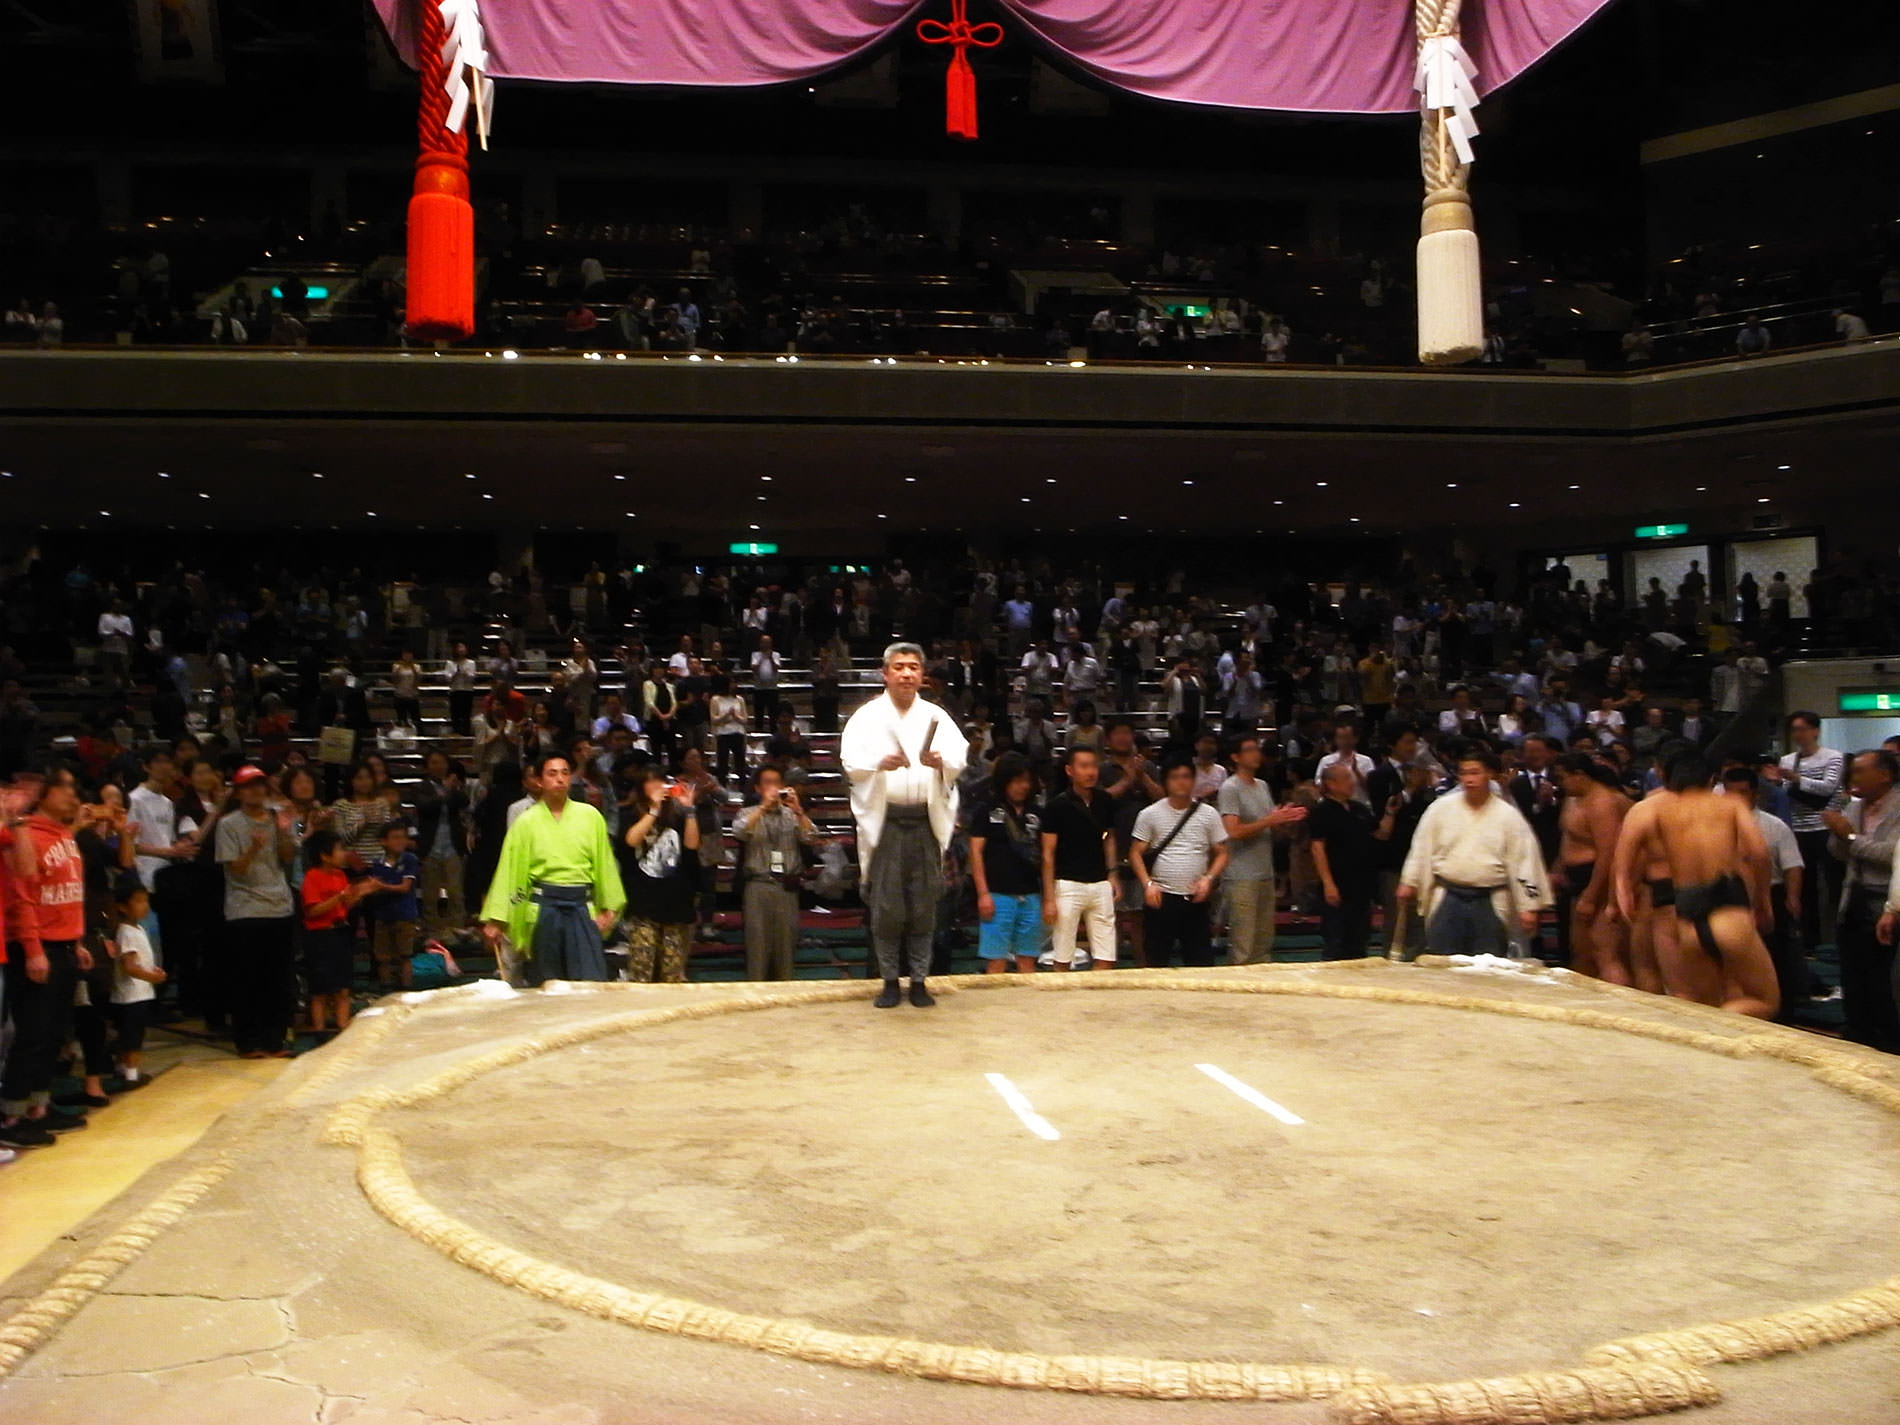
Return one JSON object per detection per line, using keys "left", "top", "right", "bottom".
{"left": 1398, "top": 746, "right": 1549, "bottom": 956}
{"left": 841, "top": 642, "right": 967, "bottom": 1007}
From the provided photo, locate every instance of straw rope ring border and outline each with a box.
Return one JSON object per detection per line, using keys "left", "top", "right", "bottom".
{"left": 323, "top": 968, "right": 1900, "bottom": 1425}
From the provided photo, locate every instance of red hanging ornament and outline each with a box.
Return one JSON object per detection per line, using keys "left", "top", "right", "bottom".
{"left": 916, "top": 0, "right": 1003, "bottom": 141}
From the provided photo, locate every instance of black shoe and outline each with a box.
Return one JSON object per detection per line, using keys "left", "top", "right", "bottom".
{"left": 42, "top": 1111, "right": 88, "bottom": 1132}
{"left": 908, "top": 980, "right": 936, "bottom": 1008}
{"left": 0, "top": 1119, "right": 56, "bottom": 1148}
{"left": 873, "top": 979, "right": 902, "bottom": 1009}
{"left": 56, "top": 1092, "right": 111, "bottom": 1109}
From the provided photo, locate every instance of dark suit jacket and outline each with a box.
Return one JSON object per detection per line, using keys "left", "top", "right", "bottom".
{"left": 1509, "top": 769, "right": 1564, "bottom": 865}
{"left": 1368, "top": 760, "right": 1431, "bottom": 870}
{"left": 412, "top": 777, "right": 471, "bottom": 858}
{"left": 315, "top": 684, "right": 371, "bottom": 733}
{"left": 943, "top": 654, "right": 1001, "bottom": 708}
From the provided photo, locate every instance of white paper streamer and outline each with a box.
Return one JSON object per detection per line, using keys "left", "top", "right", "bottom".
{"left": 1415, "top": 33, "right": 1479, "bottom": 166}
{"left": 437, "top": 0, "right": 495, "bottom": 146}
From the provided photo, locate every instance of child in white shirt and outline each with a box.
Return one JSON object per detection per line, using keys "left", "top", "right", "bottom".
{"left": 111, "top": 883, "right": 167, "bottom": 1085}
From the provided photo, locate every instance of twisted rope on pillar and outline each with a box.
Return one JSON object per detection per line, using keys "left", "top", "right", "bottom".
{"left": 1413, "top": 0, "right": 1483, "bottom": 364}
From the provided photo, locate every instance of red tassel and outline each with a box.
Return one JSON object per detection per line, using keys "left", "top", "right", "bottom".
{"left": 947, "top": 52, "right": 977, "bottom": 140}
{"left": 407, "top": 171, "right": 474, "bottom": 343}
{"left": 917, "top": 0, "right": 1002, "bottom": 142}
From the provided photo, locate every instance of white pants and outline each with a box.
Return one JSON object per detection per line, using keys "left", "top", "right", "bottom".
{"left": 1053, "top": 880, "right": 1117, "bottom": 964}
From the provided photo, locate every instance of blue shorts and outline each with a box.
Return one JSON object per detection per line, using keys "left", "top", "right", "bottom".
{"left": 979, "top": 893, "right": 1044, "bottom": 960}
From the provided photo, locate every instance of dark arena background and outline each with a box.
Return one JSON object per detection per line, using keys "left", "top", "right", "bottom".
{"left": 1, "top": 3, "right": 1898, "bottom": 1423}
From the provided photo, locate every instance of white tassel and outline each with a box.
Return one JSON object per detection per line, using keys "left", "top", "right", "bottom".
{"left": 1417, "top": 201, "right": 1483, "bottom": 366}
{"left": 1413, "top": 10, "right": 1482, "bottom": 366}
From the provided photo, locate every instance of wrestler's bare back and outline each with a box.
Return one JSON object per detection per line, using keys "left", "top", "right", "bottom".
{"left": 1649, "top": 789, "right": 1762, "bottom": 887}
{"left": 1641, "top": 788, "right": 1778, "bottom": 1018}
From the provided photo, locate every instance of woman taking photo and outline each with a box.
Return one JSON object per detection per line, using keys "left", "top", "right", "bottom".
{"left": 622, "top": 765, "right": 702, "bottom": 983}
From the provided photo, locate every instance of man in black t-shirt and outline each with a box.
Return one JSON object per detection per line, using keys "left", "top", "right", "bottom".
{"left": 1040, "top": 746, "right": 1119, "bottom": 969}
{"left": 1309, "top": 762, "right": 1382, "bottom": 959}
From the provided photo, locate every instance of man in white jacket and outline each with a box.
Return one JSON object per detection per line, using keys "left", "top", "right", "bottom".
{"left": 1399, "top": 746, "right": 1549, "bottom": 956}
{"left": 841, "top": 643, "right": 966, "bottom": 1008}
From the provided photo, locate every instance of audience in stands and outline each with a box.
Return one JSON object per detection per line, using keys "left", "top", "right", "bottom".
{"left": 2, "top": 542, "right": 1898, "bottom": 1158}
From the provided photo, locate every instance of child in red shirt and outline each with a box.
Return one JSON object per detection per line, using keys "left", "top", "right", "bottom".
{"left": 300, "top": 830, "right": 368, "bottom": 1037}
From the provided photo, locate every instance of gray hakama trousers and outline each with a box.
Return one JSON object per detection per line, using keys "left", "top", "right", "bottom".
{"left": 526, "top": 883, "right": 609, "bottom": 985}
{"left": 865, "top": 806, "right": 940, "bottom": 982}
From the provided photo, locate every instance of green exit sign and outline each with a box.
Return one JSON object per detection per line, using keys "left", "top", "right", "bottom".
{"left": 1840, "top": 689, "right": 1900, "bottom": 713}
{"left": 729, "top": 542, "right": 778, "bottom": 555}
{"left": 1633, "top": 523, "right": 1690, "bottom": 540}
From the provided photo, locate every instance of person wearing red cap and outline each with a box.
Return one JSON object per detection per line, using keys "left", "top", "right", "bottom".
{"left": 2, "top": 769, "right": 92, "bottom": 1148}
{"left": 215, "top": 764, "right": 299, "bottom": 1058}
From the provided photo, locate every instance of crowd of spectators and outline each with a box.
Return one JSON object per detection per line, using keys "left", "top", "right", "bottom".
{"left": 6, "top": 536, "right": 1900, "bottom": 1162}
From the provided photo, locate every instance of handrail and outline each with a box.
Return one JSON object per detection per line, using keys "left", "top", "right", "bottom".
{"left": 11, "top": 333, "right": 1893, "bottom": 376}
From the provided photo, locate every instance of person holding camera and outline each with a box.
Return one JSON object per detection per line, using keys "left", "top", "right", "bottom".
{"left": 733, "top": 764, "right": 819, "bottom": 981}
{"left": 1780, "top": 710, "right": 1846, "bottom": 954}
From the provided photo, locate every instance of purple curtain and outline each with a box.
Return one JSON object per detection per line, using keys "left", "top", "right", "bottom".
{"left": 374, "top": 0, "right": 1612, "bottom": 113}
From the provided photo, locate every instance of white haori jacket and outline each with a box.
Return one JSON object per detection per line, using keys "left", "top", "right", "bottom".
{"left": 840, "top": 692, "right": 965, "bottom": 881}
{"left": 1400, "top": 790, "right": 1550, "bottom": 929}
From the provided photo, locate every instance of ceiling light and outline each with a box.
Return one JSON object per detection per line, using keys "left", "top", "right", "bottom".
{"left": 157, "top": 471, "right": 170, "bottom": 479}
{"left": 1349, "top": 517, "right": 1360, "bottom": 522}
{"left": 1696, "top": 486, "right": 1707, "bottom": 491}
{"left": 1776, "top": 464, "right": 1791, "bottom": 470}
{"left": 482, "top": 493, "right": 494, "bottom": 500}
{"left": 1757, "top": 497, "right": 1770, "bottom": 503}
{"left": 1181, "top": 479, "right": 1194, "bottom": 486}
{"left": 367, "top": 510, "right": 377, "bottom": 517}
{"left": 614, "top": 474, "right": 626, "bottom": 480}
{"left": 98, "top": 510, "right": 110, "bottom": 516}
{"left": 761, "top": 476, "right": 772, "bottom": 482}
{"left": 197, "top": 491, "right": 210, "bottom": 499}
{"left": 625, "top": 512, "right": 636, "bottom": 518}
{"left": 1118, "top": 515, "right": 1129, "bottom": 520}
{"left": 877, "top": 514, "right": 887, "bottom": 519}
{"left": 1315, "top": 481, "right": 1328, "bottom": 487}
{"left": 1568, "top": 484, "right": 1580, "bottom": 490}
{"left": 749, "top": 523, "right": 760, "bottom": 530}
{"left": 904, "top": 476, "right": 916, "bottom": 482}
{"left": 502, "top": 349, "right": 518, "bottom": 360}
{"left": 1508, "top": 502, "right": 1521, "bottom": 508}
{"left": 465, "top": 473, "right": 476, "bottom": 479}
{"left": 1273, "top": 500, "right": 1284, "bottom": 505}
{"left": 1020, "top": 497, "right": 1031, "bottom": 503}
{"left": 1445, "top": 482, "right": 1457, "bottom": 488}
{"left": 1045, "top": 478, "right": 1056, "bottom": 484}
